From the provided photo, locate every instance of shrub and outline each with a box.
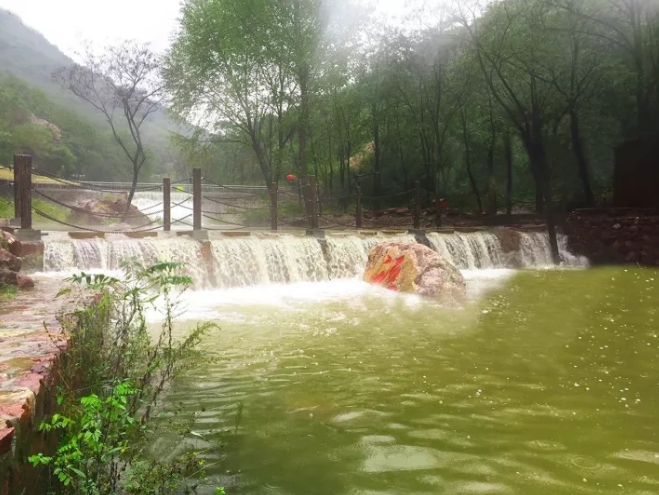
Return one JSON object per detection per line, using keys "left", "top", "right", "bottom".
{"left": 30, "top": 261, "right": 221, "bottom": 495}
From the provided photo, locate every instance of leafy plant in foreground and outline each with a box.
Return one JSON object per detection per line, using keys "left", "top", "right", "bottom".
{"left": 29, "top": 261, "right": 222, "bottom": 495}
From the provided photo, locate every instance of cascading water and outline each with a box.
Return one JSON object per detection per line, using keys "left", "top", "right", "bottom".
{"left": 426, "top": 231, "right": 586, "bottom": 269}
{"left": 132, "top": 192, "right": 193, "bottom": 225}
{"left": 41, "top": 231, "right": 587, "bottom": 287}
{"left": 427, "top": 232, "right": 504, "bottom": 270}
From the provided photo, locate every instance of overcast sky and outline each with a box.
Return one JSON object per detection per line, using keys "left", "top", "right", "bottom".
{"left": 0, "top": 0, "right": 425, "bottom": 59}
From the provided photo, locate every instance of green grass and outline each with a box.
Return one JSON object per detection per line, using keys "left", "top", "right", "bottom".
{"left": 0, "top": 167, "right": 77, "bottom": 185}
{"left": 0, "top": 283, "right": 17, "bottom": 301}
{"left": 0, "top": 197, "right": 69, "bottom": 222}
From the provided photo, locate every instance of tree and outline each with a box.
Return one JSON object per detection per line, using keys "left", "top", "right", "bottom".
{"left": 164, "top": 0, "right": 299, "bottom": 191}
{"left": 55, "top": 42, "right": 164, "bottom": 216}
{"left": 457, "top": 0, "right": 564, "bottom": 262}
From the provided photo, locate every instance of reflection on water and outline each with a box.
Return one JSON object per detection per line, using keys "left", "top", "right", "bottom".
{"left": 158, "top": 268, "right": 659, "bottom": 495}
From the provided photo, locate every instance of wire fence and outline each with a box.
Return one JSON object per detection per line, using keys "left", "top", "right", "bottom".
{"left": 5, "top": 160, "right": 446, "bottom": 233}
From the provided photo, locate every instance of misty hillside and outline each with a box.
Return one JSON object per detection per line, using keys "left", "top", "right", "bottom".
{"left": 0, "top": 8, "right": 184, "bottom": 169}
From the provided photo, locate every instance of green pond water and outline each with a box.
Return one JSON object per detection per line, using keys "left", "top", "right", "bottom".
{"left": 161, "top": 267, "right": 659, "bottom": 495}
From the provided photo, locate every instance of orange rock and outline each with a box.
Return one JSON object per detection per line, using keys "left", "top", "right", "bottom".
{"left": 364, "top": 241, "right": 466, "bottom": 306}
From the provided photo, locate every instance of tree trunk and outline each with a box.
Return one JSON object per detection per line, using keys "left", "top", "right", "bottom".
{"left": 328, "top": 132, "right": 333, "bottom": 197}
{"left": 569, "top": 110, "right": 594, "bottom": 207}
{"left": 124, "top": 167, "right": 139, "bottom": 220}
{"left": 528, "top": 161, "right": 544, "bottom": 214}
{"left": 527, "top": 141, "right": 560, "bottom": 263}
{"left": 372, "top": 103, "right": 382, "bottom": 212}
{"left": 486, "top": 134, "right": 497, "bottom": 219}
{"left": 504, "top": 133, "right": 513, "bottom": 216}
{"left": 461, "top": 113, "right": 482, "bottom": 213}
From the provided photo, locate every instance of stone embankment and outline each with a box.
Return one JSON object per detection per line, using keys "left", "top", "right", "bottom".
{"left": 0, "top": 230, "right": 37, "bottom": 291}
{"left": 564, "top": 208, "right": 659, "bottom": 266}
{"left": 0, "top": 279, "right": 67, "bottom": 494}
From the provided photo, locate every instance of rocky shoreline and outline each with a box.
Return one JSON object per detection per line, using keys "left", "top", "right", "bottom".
{"left": 0, "top": 230, "right": 35, "bottom": 291}
{"left": 564, "top": 208, "right": 659, "bottom": 266}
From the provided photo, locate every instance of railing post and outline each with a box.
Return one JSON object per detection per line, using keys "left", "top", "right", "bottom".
{"left": 414, "top": 181, "right": 422, "bottom": 230}
{"left": 13, "top": 155, "right": 21, "bottom": 220}
{"left": 356, "top": 185, "right": 363, "bottom": 229}
{"left": 193, "top": 168, "right": 202, "bottom": 231}
{"left": 270, "top": 183, "right": 278, "bottom": 231}
{"left": 163, "top": 177, "right": 171, "bottom": 232}
{"left": 18, "top": 155, "right": 32, "bottom": 230}
{"left": 307, "top": 175, "right": 319, "bottom": 230}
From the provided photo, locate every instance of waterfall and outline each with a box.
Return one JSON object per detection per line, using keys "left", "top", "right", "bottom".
{"left": 43, "top": 236, "right": 209, "bottom": 286}
{"left": 427, "top": 232, "right": 503, "bottom": 270}
{"left": 42, "top": 231, "right": 586, "bottom": 287}
{"left": 132, "top": 192, "right": 193, "bottom": 225}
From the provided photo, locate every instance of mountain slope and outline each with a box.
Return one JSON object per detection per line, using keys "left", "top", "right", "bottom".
{"left": 0, "top": 8, "right": 184, "bottom": 173}
{"left": 0, "top": 9, "right": 72, "bottom": 87}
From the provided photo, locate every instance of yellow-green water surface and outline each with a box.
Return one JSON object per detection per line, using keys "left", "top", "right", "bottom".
{"left": 163, "top": 267, "right": 659, "bottom": 495}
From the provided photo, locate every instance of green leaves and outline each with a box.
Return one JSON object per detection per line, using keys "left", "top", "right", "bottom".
{"left": 29, "top": 261, "right": 217, "bottom": 494}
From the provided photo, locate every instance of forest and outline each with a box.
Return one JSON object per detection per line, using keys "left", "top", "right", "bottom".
{"left": 164, "top": 0, "right": 659, "bottom": 216}
{"left": 0, "top": 75, "right": 128, "bottom": 180}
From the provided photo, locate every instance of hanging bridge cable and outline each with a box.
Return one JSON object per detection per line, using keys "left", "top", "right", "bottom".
{"left": 176, "top": 202, "right": 263, "bottom": 216}
{"left": 200, "top": 176, "right": 269, "bottom": 191}
{"left": 32, "top": 209, "right": 192, "bottom": 234}
{"left": 201, "top": 214, "right": 250, "bottom": 229}
{"left": 201, "top": 196, "right": 272, "bottom": 211}
{"left": 175, "top": 216, "right": 248, "bottom": 232}
{"left": 31, "top": 189, "right": 163, "bottom": 220}
{"left": 31, "top": 168, "right": 162, "bottom": 193}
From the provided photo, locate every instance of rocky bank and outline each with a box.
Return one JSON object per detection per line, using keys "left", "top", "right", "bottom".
{"left": 565, "top": 208, "right": 659, "bottom": 266}
{"left": 0, "top": 231, "right": 34, "bottom": 291}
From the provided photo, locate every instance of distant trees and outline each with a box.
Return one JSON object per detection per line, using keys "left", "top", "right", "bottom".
{"left": 164, "top": 0, "right": 659, "bottom": 253}
{"left": 0, "top": 76, "right": 80, "bottom": 176}
{"left": 55, "top": 42, "right": 164, "bottom": 214}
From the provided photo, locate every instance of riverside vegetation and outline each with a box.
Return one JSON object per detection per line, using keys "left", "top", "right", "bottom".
{"left": 28, "top": 262, "right": 225, "bottom": 495}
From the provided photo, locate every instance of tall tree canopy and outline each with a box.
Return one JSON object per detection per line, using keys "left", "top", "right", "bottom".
{"left": 164, "top": 0, "right": 659, "bottom": 252}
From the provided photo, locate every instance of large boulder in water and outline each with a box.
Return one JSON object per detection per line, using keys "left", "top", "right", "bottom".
{"left": 364, "top": 241, "right": 466, "bottom": 306}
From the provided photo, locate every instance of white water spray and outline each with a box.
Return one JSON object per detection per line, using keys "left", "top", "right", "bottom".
{"left": 42, "top": 231, "right": 586, "bottom": 289}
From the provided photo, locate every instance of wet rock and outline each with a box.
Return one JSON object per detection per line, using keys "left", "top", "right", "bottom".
{"left": 16, "top": 274, "right": 34, "bottom": 289}
{"left": 496, "top": 227, "right": 522, "bottom": 253}
{"left": 70, "top": 199, "right": 150, "bottom": 228}
{"left": 0, "top": 270, "right": 34, "bottom": 289}
{"left": 363, "top": 241, "right": 466, "bottom": 306}
{"left": 0, "top": 249, "right": 21, "bottom": 273}
{"left": 0, "top": 269, "right": 17, "bottom": 286}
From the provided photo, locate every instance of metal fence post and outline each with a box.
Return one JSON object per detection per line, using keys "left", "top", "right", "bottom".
{"left": 163, "top": 177, "right": 171, "bottom": 232}
{"left": 193, "top": 168, "right": 202, "bottom": 231}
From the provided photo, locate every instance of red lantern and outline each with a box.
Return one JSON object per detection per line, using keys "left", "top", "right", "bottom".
{"left": 286, "top": 174, "right": 297, "bottom": 183}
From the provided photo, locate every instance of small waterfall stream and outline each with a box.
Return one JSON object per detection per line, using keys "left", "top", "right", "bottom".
{"left": 132, "top": 192, "right": 193, "bottom": 224}
{"left": 42, "top": 231, "right": 586, "bottom": 288}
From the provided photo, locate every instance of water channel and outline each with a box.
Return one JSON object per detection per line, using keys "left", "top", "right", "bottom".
{"left": 37, "top": 232, "right": 659, "bottom": 495}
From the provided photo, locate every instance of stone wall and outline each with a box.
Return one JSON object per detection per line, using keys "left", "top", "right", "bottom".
{"left": 564, "top": 208, "right": 659, "bottom": 266}
{"left": 614, "top": 138, "right": 659, "bottom": 208}
{"left": 0, "top": 281, "right": 67, "bottom": 494}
